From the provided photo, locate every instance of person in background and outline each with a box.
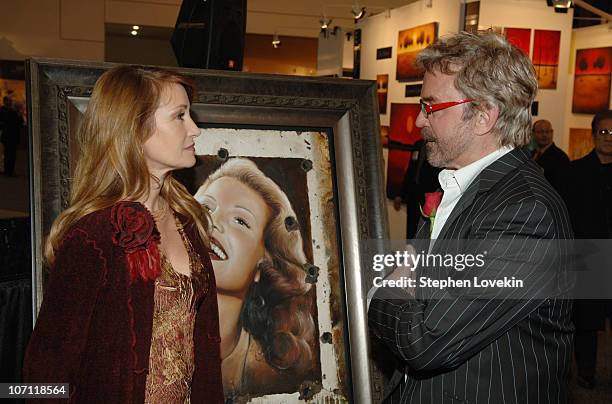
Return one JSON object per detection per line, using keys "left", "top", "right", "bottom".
{"left": 565, "top": 109, "right": 612, "bottom": 390}
{"left": 393, "top": 139, "right": 442, "bottom": 239}
{"left": 0, "top": 96, "right": 23, "bottom": 176}
{"left": 531, "top": 119, "right": 569, "bottom": 193}
{"left": 23, "top": 65, "right": 224, "bottom": 403}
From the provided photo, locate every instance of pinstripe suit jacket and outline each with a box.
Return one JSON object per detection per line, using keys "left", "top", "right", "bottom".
{"left": 369, "top": 147, "right": 574, "bottom": 404}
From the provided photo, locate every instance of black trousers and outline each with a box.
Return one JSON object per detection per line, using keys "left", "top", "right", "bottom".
{"left": 575, "top": 329, "right": 598, "bottom": 381}
{"left": 2, "top": 141, "right": 17, "bottom": 175}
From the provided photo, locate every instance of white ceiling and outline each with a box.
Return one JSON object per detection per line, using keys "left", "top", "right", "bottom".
{"left": 247, "top": 0, "right": 416, "bottom": 38}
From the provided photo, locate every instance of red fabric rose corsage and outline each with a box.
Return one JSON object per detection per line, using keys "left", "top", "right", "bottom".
{"left": 420, "top": 191, "right": 442, "bottom": 236}
{"left": 111, "top": 202, "right": 161, "bottom": 282}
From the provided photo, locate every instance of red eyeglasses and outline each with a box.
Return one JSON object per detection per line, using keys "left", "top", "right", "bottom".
{"left": 419, "top": 99, "right": 476, "bottom": 118}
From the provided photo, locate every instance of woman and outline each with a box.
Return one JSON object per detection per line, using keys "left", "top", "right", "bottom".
{"left": 23, "top": 66, "right": 224, "bottom": 403}
{"left": 194, "top": 158, "right": 316, "bottom": 397}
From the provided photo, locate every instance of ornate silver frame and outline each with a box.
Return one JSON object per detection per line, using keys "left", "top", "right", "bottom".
{"left": 26, "top": 58, "right": 389, "bottom": 403}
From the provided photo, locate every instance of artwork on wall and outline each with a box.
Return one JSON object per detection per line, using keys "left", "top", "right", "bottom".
{"left": 569, "top": 128, "right": 594, "bottom": 160}
{"left": 396, "top": 22, "right": 438, "bottom": 82}
{"left": 533, "top": 30, "right": 561, "bottom": 89}
{"left": 572, "top": 47, "right": 612, "bottom": 114}
{"left": 376, "top": 47, "right": 392, "bottom": 60}
{"left": 405, "top": 83, "right": 422, "bottom": 98}
{"left": 0, "top": 60, "right": 26, "bottom": 123}
{"left": 503, "top": 27, "right": 531, "bottom": 56}
{"left": 386, "top": 103, "right": 422, "bottom": 198}
{"left": 377, "top": 74, "right": 388, "bottom": 114}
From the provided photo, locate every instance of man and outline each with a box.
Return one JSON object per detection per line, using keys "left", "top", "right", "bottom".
{"left": 531, "top": 119, "right": 569, "bottom": 193}
{"left": 0, "top": 96, "right": 23, "bottom": 176}
{"left": 368, "top": 31, "right": 573, "bottom": 403}
{"left": 564, "top": 110, "right": 612, "bottom": 389}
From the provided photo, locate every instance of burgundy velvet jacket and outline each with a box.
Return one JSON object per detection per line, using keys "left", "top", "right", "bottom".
{"left": 23, "top": 202, "right": 224, "bottom": 404}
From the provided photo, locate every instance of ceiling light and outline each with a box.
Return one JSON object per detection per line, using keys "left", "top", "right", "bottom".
{"left": 551, "top": 0, "right": 572, "bottom": 8}
{"left": 320, "top": 17, "right": 332, "bottom": 30}
{"left": 272, "top": 32, "right": 281, "bottom": 48}
{"left": 131, "top": 30, "right": 138, "bottom": 36}
{"left": 132, "top": 25, "right": 140, "bottom": 30}
{"left": 352, "top": 6, "right": 366, "bottom": 20}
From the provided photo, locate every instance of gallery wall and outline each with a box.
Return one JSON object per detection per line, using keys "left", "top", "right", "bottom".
{"left": 478, "top": 0, "right": 574, "bottom": 152}
{"left": 564, "top": 23, "right": 612, "bottom": 160}
{"left": 357, "top": 0, "right": 461, "bottom": 240}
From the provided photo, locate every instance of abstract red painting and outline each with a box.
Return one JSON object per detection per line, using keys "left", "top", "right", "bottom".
{"left": 504, "top": 28, "right": 530, "bottom": 56}
{"left": 386, "top": 103, "right": 422, "bottom": 198}
{"left": 533, "top": 30, "right": 561, "bottom": 89}
{"left": 572, "top": 47, "right": 612, "bottom": 114}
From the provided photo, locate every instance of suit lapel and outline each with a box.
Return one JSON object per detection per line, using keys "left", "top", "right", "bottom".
{"left": 434, "top": 147, "right": 531, "bottom": 242}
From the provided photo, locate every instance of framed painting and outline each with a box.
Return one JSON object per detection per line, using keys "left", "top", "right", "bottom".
{"left": 533, "top": 30, "right": 560, "bottom": 90}
{"left": 376, "top": 74, "right": 388, "bottom": 114}
{"left": 569, "top": 128, "right": 594, "bottom": 161}
{"left": 503, "top": 27, "right": 530, "bottom": 56}
{"left": 396, "top": 22, "right": 438, "bottom": 82}
{"left": 572, "top": 47, "right": 612, "bottom": 114}
{"left": 386, "top": 103, "right": 421, "bottom": 198}
{"left": 27, "top": 58, "right": 388, "bottom": 403}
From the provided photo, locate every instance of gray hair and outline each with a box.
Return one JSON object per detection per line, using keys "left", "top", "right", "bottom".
{"left": 417, "top": 31, "right": 537, "bottom": 147}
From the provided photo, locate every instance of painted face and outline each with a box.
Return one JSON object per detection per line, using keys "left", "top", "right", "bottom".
{"left": 532, "top": 121, "right": 553, "bottom": 148}
{"left": 594, "top": 118, "right": 612, "bottom": 159}
{"left": 142, "top": 83, "right": 200, "bottom": 177}
{"left": 197, "top": 177, "right": 271, "bottom": 297}
{"left": 416, "top": 69, "right": 476, "bottom": 169}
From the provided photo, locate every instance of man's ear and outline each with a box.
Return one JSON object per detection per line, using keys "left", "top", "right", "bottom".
{"left": 474, "top": 104, "right": 499, "bottom": 137}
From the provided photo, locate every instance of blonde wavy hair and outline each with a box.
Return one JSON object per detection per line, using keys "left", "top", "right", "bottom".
{"left": 195, "top": 158, "right": 315, "bottom": 373}
{"left": 45, "top": 65, "right": 210, "bottom": 265}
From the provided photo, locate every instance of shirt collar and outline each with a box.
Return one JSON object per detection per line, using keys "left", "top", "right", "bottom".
{"left": 438, "top": 146, "right": 514, "bottom": 194}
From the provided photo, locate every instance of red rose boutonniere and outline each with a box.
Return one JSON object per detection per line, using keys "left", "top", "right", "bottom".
{"left": 420, "top": 191, "right": 442, "bottom": 236}
{"left": 111, "top": 202, "right": 161, "bottom": 282}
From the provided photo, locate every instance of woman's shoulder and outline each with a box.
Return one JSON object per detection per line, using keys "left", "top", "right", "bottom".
{"left": 64, "top": 201, "right": 156, "bottom": 248}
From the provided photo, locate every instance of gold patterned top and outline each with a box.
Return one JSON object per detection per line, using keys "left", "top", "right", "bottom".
{"left": 144, "top": 217, "right": 210, "bottom": 404}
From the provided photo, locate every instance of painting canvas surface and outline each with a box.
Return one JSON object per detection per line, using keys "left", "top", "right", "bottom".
{"left": 533, "top": 30, "right": 560, "bottom": 89}
{"left": 504, "top": 27, "right": 531, "bottom": 56}
{"left": 377, "top": 74, "right": 388, "bottom": 114}
{"left": 569, "top": 128, "right": 594, "bottom": 161}
{"left": 178, "top": 128, "right": 346, "bottom": 402}
{"left": 386, "top": 103, "right": 421, "bottom": 198}
{"left": 396, "top": 22, "right": 438, "bottom": 82}
{"left": 572, "top": 47, "right": 612, "bottom": 114}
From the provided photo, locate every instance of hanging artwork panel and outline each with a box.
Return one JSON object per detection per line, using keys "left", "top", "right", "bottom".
{"left": 503, "top": 27, "right": 531, "bottom": 56}
{"left": 533, "top": 30, "right": 561, "bottom": 89}
{"left": 386, "top": 103, "right": 421, "bottom": 198}
{"left": 396, "top": 22, "right": 438, "bottom": 82}
{"left": 572, "top": 47, "right": 612, "bottom": 114}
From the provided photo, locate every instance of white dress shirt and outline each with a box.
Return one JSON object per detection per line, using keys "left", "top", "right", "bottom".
{"left": 430, "top": 146, "right": 513, "bottom": 241}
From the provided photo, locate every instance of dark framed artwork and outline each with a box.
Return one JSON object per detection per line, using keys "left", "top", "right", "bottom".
{"left": 404, "top": 83, "right": 422, "bottom": 98}
{"left": 0, "top": 60, "right": 27, "bottom": 123}
{"left": 376, "top": 74, "right": 388, "bottom": 114}
{"left": 396, "top": 22, "right": 438, "bottom": 82}
{"left": 376, "top": 47, "right": 392, "bottom": 60}
{"left": 27, "top": 59, "right": 388, "bottom": 403}
{"left": 533, "top": 30, "right": 560, "bottom": 89}
{"left": 569, "top": 128, "right": 594, "bottom": 161}
{"left": 572, "top": 47, "right": 612, "bottom": 114}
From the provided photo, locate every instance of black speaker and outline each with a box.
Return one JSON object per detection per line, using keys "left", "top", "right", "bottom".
{"left": 171, "top": 0, "right": 247, "bottom": 71}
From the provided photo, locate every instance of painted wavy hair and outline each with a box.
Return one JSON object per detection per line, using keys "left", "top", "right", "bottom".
{"left": 197, "top": 158, "right": 315, "bottom": 373}
{"left": 45, "top": 65, "right": 210, "bottom": 265}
